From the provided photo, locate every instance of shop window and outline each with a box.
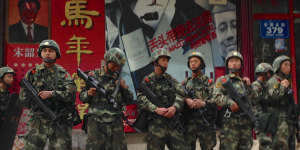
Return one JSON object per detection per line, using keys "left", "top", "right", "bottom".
{"left": 253, "top": 0, "right": 288, "bottom": 14}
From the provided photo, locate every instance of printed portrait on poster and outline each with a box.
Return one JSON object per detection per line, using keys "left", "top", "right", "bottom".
{"left": 105, "top": 0, "right": 237, "bottom": 94}
{"left": 8, "top": 0, "right": 49, "bottom": 43}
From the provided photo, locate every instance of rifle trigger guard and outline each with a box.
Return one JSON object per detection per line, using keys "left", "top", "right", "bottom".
{"left": 224, "top": 108, "right": 231, "bottom": 118}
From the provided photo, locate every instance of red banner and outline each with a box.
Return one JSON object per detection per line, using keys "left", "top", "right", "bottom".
{"left": 5, "top": 0, "right": 106, "bottom": 133}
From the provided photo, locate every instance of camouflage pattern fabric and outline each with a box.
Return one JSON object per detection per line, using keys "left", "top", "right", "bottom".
{"left": 0, "top": 87, "right": 10, "bottom": 126}
{"left": 266, "top": 74, "right": 295, "bottom": 150}
{"left": 19, "top": 63, "right": 76, "bottom": 150}
{"left": 182, "top": 73, "right": 216, "bottom": 150}
{"left": 38, "top": 40, "right": 61, "bottom": 58}
{"left": 79, "top": 68, "right": 133, "bottom": 150}
{"left": 137, "top": 72, "right": 189, "bottom": 150}
{"left": 0, "top": 66, "right": 15, "bottom": 78}
{"left": 212, "top": 73, "right": 253, "bottom": 150}
{"left": 251, "top": 80, "right": 272, "bottom": 150}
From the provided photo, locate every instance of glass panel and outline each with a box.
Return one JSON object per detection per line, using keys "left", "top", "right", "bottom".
{"left": 253, "top": 20, "right": 290, "bottom": 67}
{"left": 294, "top": 0, "right": 300, "bottom": 13}
{"left": 253, "top": 0, "right": 288, "bottom": 14}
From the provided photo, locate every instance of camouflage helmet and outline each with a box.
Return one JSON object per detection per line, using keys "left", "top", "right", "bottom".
{"left": 255, "top": 63, "right": 273, "bottom": 74}
{"left": 187, "top": 51, "right": 206, "bottom": 69}
{"left": 225, "top": 51, "right": 243, "bottom": 65}
{"left": 272, "top": 55, "right": 291, "bottom": 73}
{"left": 104, "top": 47, "right": 126, "bottom": 66}
{"left": 151, "top": 48, "right": 171, "bottom": 62}
{"left": 38, "top": 40, "right": 61, "bottom": 59}
{"left": 0, "top": 67, "right": 15, "bottom": 79}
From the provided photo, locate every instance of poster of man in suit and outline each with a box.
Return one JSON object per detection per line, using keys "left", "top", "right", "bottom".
{"left": 8, "top": 0, "right": 49, "bottom": 43}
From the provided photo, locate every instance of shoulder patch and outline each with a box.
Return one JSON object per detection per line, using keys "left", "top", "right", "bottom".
{"left": 221, "top": 77, "right": 227, "bottom": 83}
{"left": 144, "top": 77, "right": 150, "bottom": 83}
{"left": 273, "top": 83, "right": 279, "bottom": 89}
{"left": 216, "top": 81, "right": 222, "bottom": 88}
{"left": 65, "top": 73, "right": 70, "bottom": 78}
{"left": 208, "top": 79, "right": 213, "bottom": 84}
{"left": 31, "top": 68, "right": 36, "bottom": 74}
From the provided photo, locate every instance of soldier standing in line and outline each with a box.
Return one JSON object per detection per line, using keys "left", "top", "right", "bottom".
{"left": 182, "top": 51, "right": 217, "bottom": 150}
{"left": 251, "top": 63, "right": 273, "bottom": 150}
{"left": 137, "top": 48, "right": 189, "bottom": 150}
{"left": 265, "top": 55, "right": 296, "bottom": 150}
{"left": 212, "top": 51, "right": 253, "bottom": 150}
{"left": 19, "top": 39, "right": 77, "bottom": 150}
{"left": 79, "top": 47, "right": 133, "bottom": 150}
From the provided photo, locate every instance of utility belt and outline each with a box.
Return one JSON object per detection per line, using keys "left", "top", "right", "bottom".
{"left": 150, "top": 112, "right": 185, "bottom": 133}
{"left": 92, "top": 102, "right": 120, "bottom": 111}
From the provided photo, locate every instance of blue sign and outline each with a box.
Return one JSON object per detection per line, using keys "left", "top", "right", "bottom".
{"left": 260, "top": 20, "right": 289, "bottom": 38}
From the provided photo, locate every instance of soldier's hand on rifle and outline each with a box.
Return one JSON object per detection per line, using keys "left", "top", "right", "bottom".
{"left": 87, "top": 88, "right": 97, "bottom": 96}
{"left": 281, "top": 79, "right": 290, "bottom": 88}
{"left": 243, "top": 77, "right": 251, "bottom": 86}
{"left": 88, "top": 71, "right": 95, "bottom": 76}
{"left": 230, "top": 102, "right": 239, "bottom": 112}
{"left": 38, "top": 91, "right": 53, "bottom": 100}
{"left": 119, "top": 79, "right": 129, "bottom": 89}
{"left": 193, "top": 99, "right": 206, "bottom": 109}
{"left": 164, "top": 106, "right": 176, "bottom": 118}
{"left": 155, "top": 107, "right": 168, "bottom": 116}
{"left": 185, "top": 98, "right": 194, "bottom": 109}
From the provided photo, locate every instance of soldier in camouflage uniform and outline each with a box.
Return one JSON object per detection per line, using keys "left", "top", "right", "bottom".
{"left": 79, "top": 47, "right": 133, "bottom": 150}
{"left": 251, "top": 63, "right": 273, "bottom": 150}
{"left": 212, "top": 51, "right": 253, "bottom": 150}
{"left": 0, "top": 67, "right": 15, "bottom": 126}
{"left": 137, "top": 48, "right": 188, "bottom": 150}
{"left": 182, "top": 51, "right": 216, "bottom": 150}
{"left": 19, "top": 39, "right": 77, "bottom": 150}
{"left": 265, "top": 55, "right": 295, "bottom": 150}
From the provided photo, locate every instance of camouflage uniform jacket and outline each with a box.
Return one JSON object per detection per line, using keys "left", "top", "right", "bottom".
{"left": 137, "top": 72, "right": 185, "bottom": 123}
{"left": 0, "top": 87, "right": 10, "bottom": 122}
{"left": 79, "top": 69, "right": 133, "bottom": 122}
{"left": 19, "top": 63, "right": 76, "bottom": 120}
{"left": 212, "top": 73, "right": 252, "bottom": 114}
{"left": 265, "top": 74, "right": 292, "bottom": 117}
{"left": 251, "top": 80, "right": 267, "bottom": 115}
{"left": 182, "top": 73, "right": 216, "bottom": 125}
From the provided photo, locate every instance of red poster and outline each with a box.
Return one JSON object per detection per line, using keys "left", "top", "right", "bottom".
{"left": 5, "top": 0, "right": 105, "bottom": 135}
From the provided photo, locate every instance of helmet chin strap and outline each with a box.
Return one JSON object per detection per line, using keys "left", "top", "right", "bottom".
{"left": 43, "top": 58, "right": 56, "bottom": 63}
{"left": 278, "top": 71, "right": 290, "bottom": 79}
{"left": 155, "top": 62, "right": 167, "bottom": 73}
{"left": 228, "top": 68, "right": 242, "bottom": 74}
{"left": 106, "top": 64, "right": 115, "bottom": 75}
{"left": 191, "top": 66, "right": 202, "bottom": 74}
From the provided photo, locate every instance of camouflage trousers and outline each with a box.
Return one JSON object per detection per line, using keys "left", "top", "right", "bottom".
{"left": 257, "top": 132, "right": 272, "bottom": 150}
{"left": 24, "top": 118, "right": 72, "bottom": 150}
{"left": 185, "top": 122, "right": 216, "bottom": 150}
{"left": 86, "top": 115, "right": 127, "bottom": 150}
{"left": 219, "top": 116, "right": 253, "bottom": 150}
{"left": 146, "top": 121, "right": 189, "bottom": 150}
{"left": 272, "top": 118, "right": 295, "bottom": 150}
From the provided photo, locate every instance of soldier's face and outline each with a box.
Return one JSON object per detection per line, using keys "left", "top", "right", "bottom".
{"left": 19, "top": 2, "right": 38, "bottom": 25}
{"left": 41, "top": 48, "right": 57, "bottom": 60}
{"left": 157, "top": 57, "right": 169, "bottom": 68}
{"left": 267, "top": 72, "right": 273, "bottom": 79}
{"left": 214, "top": 11, "right": 237, "bottom": 57}
{"left": 280, "top": 60, "right": 291, "bottom": 75}
{"left": 3, "top": 73, "right": 14, "bottom": 86}
{"left": 107, "top": 62, "right": 121, "bottom": 72}
{"left": 189, "top": 57, "right": 202, "bottom": 70}
{"left": 227, "top": 57, "right": 241, "bottom": 70}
